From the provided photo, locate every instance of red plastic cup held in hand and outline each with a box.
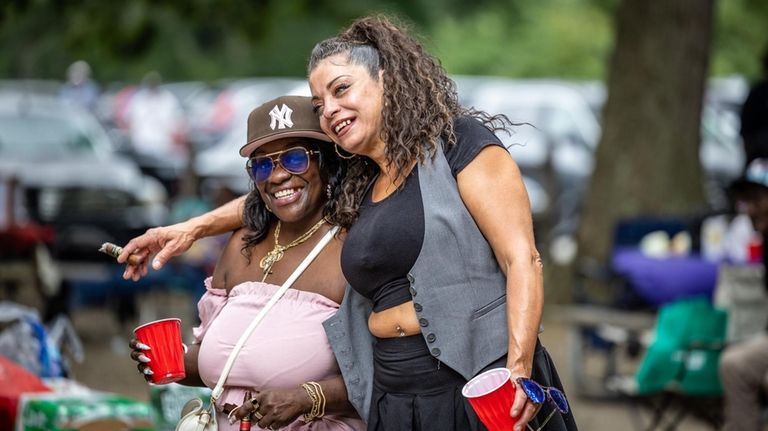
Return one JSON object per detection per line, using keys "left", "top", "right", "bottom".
{"left": 462, "top": 367, "right": 517, "bottom": 431}
{"left": 133, "top": 318, "right": 186, "bottom": 384}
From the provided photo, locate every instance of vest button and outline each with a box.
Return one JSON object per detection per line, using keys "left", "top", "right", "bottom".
{"left": 431, "top": 348, "right": 441, "bottom": 357}
{"left": 419, "top": 318, "right": 429, "bottom": 327}
{"left": 407, "top": 273, "right": 415, "bottom": 283}
{"left": 413, "top": 303, "right": 423, "bottom": 312}
{"left": 409, "top": 287, "right": 417, "bottom": 296}
{"left": 426, "top": 333, "right": 436, "bottom": 343}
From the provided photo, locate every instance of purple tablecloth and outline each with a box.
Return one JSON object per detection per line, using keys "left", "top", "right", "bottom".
{"left": 611, "top": 247, "right": 720, "bottom": 306}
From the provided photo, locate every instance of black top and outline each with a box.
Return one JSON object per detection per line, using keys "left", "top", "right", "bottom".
{"left": 341, "top": 117, "right": 505, "bottom": 311}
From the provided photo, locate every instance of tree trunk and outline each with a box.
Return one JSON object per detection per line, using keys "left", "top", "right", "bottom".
{"left": 576, "top": 0, "right": 715, "bottom": 270}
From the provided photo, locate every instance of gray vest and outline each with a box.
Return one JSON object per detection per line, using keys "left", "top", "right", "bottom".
{"left": 323, "top": 146, "right": 509, "bottom": 421}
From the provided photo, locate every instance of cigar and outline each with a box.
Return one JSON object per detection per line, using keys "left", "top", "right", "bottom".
{"left": 98, "top": 242, "right": 144, "bottom": 266}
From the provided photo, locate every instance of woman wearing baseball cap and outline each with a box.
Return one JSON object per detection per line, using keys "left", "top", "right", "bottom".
{"left": 127, "top": 95, "right": 364, "bottom": 430}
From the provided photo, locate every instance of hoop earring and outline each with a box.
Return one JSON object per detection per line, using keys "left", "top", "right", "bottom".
{"left": 326, "top": 184, "right": 332, "bottom": 199}
{"left": 334, "top": 144, "right": 356, "bottom": 160}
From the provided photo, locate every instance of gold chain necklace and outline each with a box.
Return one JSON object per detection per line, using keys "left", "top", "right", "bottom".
{"left": 259, "top": 218, "right": 327, "bottom": 282}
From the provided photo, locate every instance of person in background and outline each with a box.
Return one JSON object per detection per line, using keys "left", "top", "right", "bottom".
{"left": 128, "top": 96, "right": 363, "bottom": 430}
{"left": 720, "top": 158, "right": 768, "bottom": 431}
{"left": 125, "top": 70, "right": 187, "bottom": 194}
{"left": 59, "top": 60, "right": 99, "bottom": 113}
{"left": 740, "top": 44, "right": 768, "bottom": 168}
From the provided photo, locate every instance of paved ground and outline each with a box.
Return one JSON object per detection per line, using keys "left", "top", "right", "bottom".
{"left": 66, "top": 292, "right": 717, "bottom": 431}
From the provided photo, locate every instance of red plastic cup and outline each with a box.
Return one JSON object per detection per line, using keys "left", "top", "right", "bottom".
{"left": 133, "top": 318, "right": 186, "bottom": 384}
{"left": 462, "top": 367, "right": 517, "bottom": 431}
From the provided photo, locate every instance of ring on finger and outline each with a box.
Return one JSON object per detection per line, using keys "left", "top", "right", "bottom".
{"left": 253, "top": 411, "right": 264, "bottom": 420}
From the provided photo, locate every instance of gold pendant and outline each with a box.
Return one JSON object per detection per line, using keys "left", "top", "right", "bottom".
{"left": 260, "top": 246, "right": 285, "bottom": 273}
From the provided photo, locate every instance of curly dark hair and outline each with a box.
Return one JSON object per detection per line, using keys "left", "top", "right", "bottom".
{"left": 240, "top": 139, "right": 346, "bottom": 261}
{"left": 308, "top": 14, "right": 511, "bottom": 229}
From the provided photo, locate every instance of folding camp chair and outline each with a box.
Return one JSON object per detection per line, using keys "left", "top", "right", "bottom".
{"left": 628, "top": 297, "right": 726, "bottom": 430}
{"left": 561, "top": 216, "right": 693, "bottom": 399}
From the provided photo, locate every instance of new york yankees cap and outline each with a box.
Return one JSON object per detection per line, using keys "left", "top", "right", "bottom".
{"left": 239, "top": 95, "right": 332, "bottom": 157}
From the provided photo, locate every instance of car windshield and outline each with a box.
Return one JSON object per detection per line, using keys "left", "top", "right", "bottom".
{"left": 0, "top": 111, "right": 112, "bottom": 159}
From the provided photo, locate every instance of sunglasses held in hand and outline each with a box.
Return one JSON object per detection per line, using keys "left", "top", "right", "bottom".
{"left": 516, "top": 378, "right": 569, "bottom": 431}
{"left": 246, "top": 146, "right": 319, "bottom": 183}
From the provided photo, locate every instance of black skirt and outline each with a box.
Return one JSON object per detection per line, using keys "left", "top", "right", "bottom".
{"left": 366, "top": 335, "right": 578, "bottom": 431}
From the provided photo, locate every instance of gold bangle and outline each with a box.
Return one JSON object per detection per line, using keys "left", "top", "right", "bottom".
{"left": 300, "top": 381, "right": 326, "bottom": 422}
{"left": 312, "top": 381, "right": 326, "bottom": 419}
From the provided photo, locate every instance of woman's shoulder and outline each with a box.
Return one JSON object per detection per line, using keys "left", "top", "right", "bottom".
{"left": 453, "top": 115, "right": 503, "bottom": 145}
{"left": 443, "top": 116, "right": 504, "bottom": 176}
{"left": 210, "top": 227, "right": 255, "bottom": 288}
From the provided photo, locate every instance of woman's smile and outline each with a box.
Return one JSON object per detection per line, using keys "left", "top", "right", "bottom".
{"left": 254, "top": 138, "right": 326, "bottom": 225}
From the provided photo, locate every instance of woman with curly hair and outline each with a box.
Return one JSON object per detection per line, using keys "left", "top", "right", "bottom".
{"left": 306, "top": 15, "right": 577, "bottom": 431}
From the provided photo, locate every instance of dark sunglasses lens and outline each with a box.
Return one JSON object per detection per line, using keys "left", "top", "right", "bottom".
{"left": 251, "top": 158, "right": 273, "bottom": 182}
{"left": 548, "top": 388, "right": 569, "bottom": 414}
{"left": 280, "top": 148, "right": 310, "bottom": 174}
{"left": 518, "top": 378, "right": 546, "bottom": 404}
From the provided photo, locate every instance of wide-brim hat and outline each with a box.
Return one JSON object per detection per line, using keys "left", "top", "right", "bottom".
{"left": 239, "top": 95, "right": 331, "bottom": 157}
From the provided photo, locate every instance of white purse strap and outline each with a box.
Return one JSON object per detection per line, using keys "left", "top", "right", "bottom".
{"left": 210, "top": 225, "right": 339, "bottom": 402}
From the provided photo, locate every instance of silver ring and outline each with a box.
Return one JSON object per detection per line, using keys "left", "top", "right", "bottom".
{"left": 253, "top": 411, "right": 264, "bottom": 420}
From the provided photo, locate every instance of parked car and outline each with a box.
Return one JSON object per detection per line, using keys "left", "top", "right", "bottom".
{"left": 0, "top": 92, "right": 168, "bottom": 262}
{"left": 459, "top": 78, "right": 600, "bottom": 245}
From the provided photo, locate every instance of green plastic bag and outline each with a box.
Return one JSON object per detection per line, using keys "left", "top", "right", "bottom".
{"left": 635, "top": 297, "right": 727, "bottom": 395}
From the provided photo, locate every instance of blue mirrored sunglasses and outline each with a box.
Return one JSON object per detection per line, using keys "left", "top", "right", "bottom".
{"left": 246, "top": 147, "right": 319, "bottom": 183}
{"left": 516, "top": 378, "right": 569, "bottom": 431}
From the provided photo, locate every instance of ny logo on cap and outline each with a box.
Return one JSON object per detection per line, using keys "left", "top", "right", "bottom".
{"left": 269, "top": 104, "right": 294, "bottom": 130}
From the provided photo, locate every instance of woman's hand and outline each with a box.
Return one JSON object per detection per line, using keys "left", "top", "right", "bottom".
{"left": 117, "top": 221, "right": 200, "bottom": 281}
{"left": 509, "top": 373, "right": 542, "bottom": 431}
{"left": 117, "top": 195, "right": 246, "bottom": 281}
{"left": 128, "top": 338, "right": 153, "bottom": 382}
{"left": 231, "top": 388, "right": 312, "bottom": 430}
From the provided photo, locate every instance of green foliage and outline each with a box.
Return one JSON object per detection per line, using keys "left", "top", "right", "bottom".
{"left": 0, "top": 0, "right": 764, "bottom": 83}
{"left": 430, "top": 0, "right": 613, "bottom": 78}
{"left": 712, "top": 0, "right": 768, "bottom": 80}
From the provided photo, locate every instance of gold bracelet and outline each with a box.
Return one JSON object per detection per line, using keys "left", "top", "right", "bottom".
{"left": 300, "top": 381, "right": 326, "bottom": 422}
{"left": 312, "top": 381, "right": 326, "bottom": 419}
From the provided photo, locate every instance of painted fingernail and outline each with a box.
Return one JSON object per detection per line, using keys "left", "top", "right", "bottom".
{"left": 136, "top": 342, "right": 151, "bottom": 350}
{"left": 142, "top": 368, "right": 154, "bottom": 376}
{"left": 137, "top": 354, "right": 151, "bottom": 363}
